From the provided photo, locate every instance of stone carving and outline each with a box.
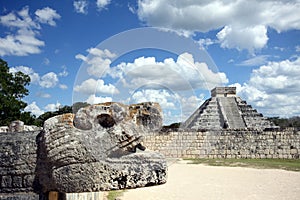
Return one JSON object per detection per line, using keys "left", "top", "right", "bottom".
{"left": 37, "top": 102, "right": 167, "bottom": 193}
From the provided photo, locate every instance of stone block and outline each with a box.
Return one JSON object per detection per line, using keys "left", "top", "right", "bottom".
{"left": 12, "top": 176, "right": 23, "bottom": 188}
{"left": 1, "top": 176, "right": 12, "bottom": 188}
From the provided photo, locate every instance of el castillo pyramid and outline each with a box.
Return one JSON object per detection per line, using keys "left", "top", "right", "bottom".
{"left": 183, "top": 87, "right": 276, "bottom": 130}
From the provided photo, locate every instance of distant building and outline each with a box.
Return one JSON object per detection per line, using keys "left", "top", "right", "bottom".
{"left": 183, "top": 87, "right": 277, "bottom": 130}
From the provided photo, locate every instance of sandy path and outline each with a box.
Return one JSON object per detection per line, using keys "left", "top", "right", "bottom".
{"left": 120, "top": 161, "right": 300, "bottom": 200}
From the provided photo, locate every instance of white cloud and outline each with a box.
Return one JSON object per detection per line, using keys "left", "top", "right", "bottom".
{"left": 238, "top": 55, "right": 270, "bottom": 67}
{"left": 137, "top": 0, "right": 300, "bottom": 51}
{"left": 45, "top": 102, "right": 61, "bottom": 112}
{"left": 9, "top": 66, "right": 40, "bottom": 84}
{"left": 130, "top": 89, "right": 206, "bottom": 124}
{"left": 9, "top": 66, "right": 64, "bottom": 89}
{"left": 180, "top": 94, "right": 205, "bottom": 120}
{"left": 0, "top": 6, "right": 60, "bottom": 56}
{"left": 96, "top": 0, "right": 111, "bottom": 10}
{"left": 36, "top": 92, "right": 51, "bottom": 98}
{"left": 59, "top": 84, "right": 68, "bottom": 90}
{"left": 35, "top": 7, "right": 61, "bottom": 26}
{"left": 0, "top": 28, "right": 45, "bottom": 56}
{"left": 58, "top": 66, "right": 68, "bottom": 77}
{"left": 217, "top": 25, "right": 268, "bottom": 52}
{"left": 24, "top": 102, "right": 44, "bottom": 116}
{"left": 232, "top": 56, "right": 300, "bottom": 117}
{"left": 109, "top": 52, "right": 228, "bottom": 91}
{"left": 74, "top": 78, "right": 119, "bottom": 95}
{"left": 86, "top": 94, "right": 112, "bottom": 104}
{"left": 296, "top": 45, "right": 300, "bottom": 52}
{"left": 73, "top": 0, "right": 89, "bottom": 14}
{"left": 131, "top": 89, "right": 176, "bottom": 109}
{"left": 40, "top": 72, "right": 59, "bottom": 88}
{"left": 76, "top": 48, "right": 116, "bottom": 77}
{"left": 198, "top": 38, "right": 215, "bottom": 50}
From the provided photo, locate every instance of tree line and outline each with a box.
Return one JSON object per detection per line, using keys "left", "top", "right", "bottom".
{"left": 1, "top": 58, "right": 300, "bottom": 128}
{"left": 0, "top": 58, "right": 89, "bottom": 126}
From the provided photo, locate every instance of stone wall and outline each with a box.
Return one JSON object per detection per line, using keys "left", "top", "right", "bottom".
{"left": 0, "top": 131, "right": 40, "bottom": 199}
{"left": 143, "top": 129, "right": 300, "bottom": 159}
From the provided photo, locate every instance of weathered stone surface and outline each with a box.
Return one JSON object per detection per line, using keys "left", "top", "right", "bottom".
{"left": 0, "top": 122, "right": 41, "bottom": 133}
{"left": 9, "top": 121, "right": 24, "bottom": 133}
{"left": 37, "top": 102, "right": 167, "bottom": 193}
{"left": 183, "top": 87, "right": 277, "bottom": 130}
{"left": 143, "top": 129, "right": 300, "bottom": 159}
{"left": 0, "top": 131, "right": 39, "bottom": 194}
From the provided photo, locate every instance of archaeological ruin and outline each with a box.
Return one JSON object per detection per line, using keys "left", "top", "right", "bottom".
{"left": 183, "top": 87, "right": 276, "bottom": 130}
{"left": 0, "top": 87, "right": 299, "bottom": 199}
{"left": 0, "top": 102, "right": 167, "bottom": 200}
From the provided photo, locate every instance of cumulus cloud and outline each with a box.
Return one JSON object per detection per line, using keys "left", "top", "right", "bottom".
{"left": 131, "top": 89, "right": 176, "bottom": 109}
{"left": 198, "top": 38, "right": 215, "bottom": 50}
{"left": 35, "top": 7, "right": 61, "bottom": 26}
{"left": 130, "top": 89, "right": 206, "bottom": 124}
{"left": 39, "top": 72, "right": 59, "bottom": 88}
{"left": 76, "top": 48, "right": 116, "bottom": 77}
{"left": 24, "top": 102, "right": 44, "bottom": 116}
{"left": 109, "top": 52, "right": 228, "bottom": 91}
{"left": 9, "top": 65, "right": 66, "bottom": 90}
{"left": 137, "top": 0, "right": 300, "bottom": 51}
{"left": 96, "top": 0, "right": 111, "bottom": 10}
{"left": 45, "top": 102, "right": 61, "bottom": 112}
{"left": 9, "top": 66, "right": 40, "bottom": 84}
{"left": 216, "top": 25, "right": 268, "bottom": 52}
{"left": 0, "top": 6, "right": 60, "bottom": 56}
{"left": 232, "top": 56, "right": 300, "bottom": 117}
{"left": 86, "top": 94, "right": 112, "bottom": 104}
{"left": 73, "top": 0, "right": 89, "bottom": 14}
{"left": 74, "top": 78, "right": 119, "bottom": 95}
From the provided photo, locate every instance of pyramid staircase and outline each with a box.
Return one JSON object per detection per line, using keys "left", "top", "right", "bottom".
{"left": 182, "top": 87, "right": 277, "bottom": 130}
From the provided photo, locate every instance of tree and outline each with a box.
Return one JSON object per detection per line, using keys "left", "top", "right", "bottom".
{"left": 0, "top": 59, "right": 31, "bottom": 125}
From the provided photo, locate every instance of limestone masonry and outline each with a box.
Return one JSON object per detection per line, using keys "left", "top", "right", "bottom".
{"left": 0, "top": 102, "right": 166, "bottom": 200}
{"left": 183, "top": 87, "right": 277, "bottom": 130}
{"left": 0, "top": 88, "right": 300, "bottom": 200}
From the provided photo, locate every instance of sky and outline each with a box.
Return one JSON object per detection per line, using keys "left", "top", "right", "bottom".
{"left": 0, "top": 0, "right": 300, "bottom": 125}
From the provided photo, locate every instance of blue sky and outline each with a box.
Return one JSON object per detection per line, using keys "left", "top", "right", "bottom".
{"left": 1, "top": 0, "right": 300, "bottom": 124}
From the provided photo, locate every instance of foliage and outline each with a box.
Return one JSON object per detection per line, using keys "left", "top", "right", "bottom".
{"left": 268, "top": 116, "right": 300, "bottom": 128}
{"left": 161, "top": 122, "right": 181, "bottom": 132}
{"left": 72, "top": 102, "right": 90, "bottom": 113}
{"left": 35, "top": 105, "right": 72, "bottom": 126}
{"left": 185, "top": 158, "right": 300, "bottom": 171}
{"left": 0, "top": 59, "right": 32, "bottom": 126}
{"left": 34, "top": 103, "right": 90, "bottom": 126}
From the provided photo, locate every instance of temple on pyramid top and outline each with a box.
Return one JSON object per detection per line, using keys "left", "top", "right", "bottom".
{"left": 182, "top": 87, "right": 277, "bottom": 130}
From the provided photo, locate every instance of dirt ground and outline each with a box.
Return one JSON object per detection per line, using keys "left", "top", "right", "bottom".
{"left": 119, "top": 160, "right": 300, "bottom": 200}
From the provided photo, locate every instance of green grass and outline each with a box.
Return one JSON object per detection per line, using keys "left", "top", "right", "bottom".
{"left": 184, "top": 158, "right": 300, "bottom": 172}
{"left": 107, "top": 190, "right": 124, "bottom": 200}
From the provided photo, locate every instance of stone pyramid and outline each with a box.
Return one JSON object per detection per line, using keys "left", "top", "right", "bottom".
{"left": 183, "top": 87, "right": 276, "bottom": 130}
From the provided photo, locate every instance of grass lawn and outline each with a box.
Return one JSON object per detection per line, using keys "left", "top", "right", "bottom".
{"left": 184, "top": 158, "right": 300, "bottom": 172}
{"left": 107, "top": 190, "right": 124, "bottom": 200}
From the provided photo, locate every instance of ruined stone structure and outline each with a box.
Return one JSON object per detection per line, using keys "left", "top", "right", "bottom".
{"left": 0, "top": 102, "right": 167, "bottom": 199}
{"left": 1, "top": 91, "right": 300, "bottom": 199}
{"left": 144, "top": 129, "right": 300, "bottom": 159}
{"left": 183, "top": 87, "right": 276, "bottom": 130}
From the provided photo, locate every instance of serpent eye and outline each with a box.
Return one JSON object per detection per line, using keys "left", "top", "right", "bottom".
{"left": 97, "top": 114, "right": 116, "bottom": 128}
